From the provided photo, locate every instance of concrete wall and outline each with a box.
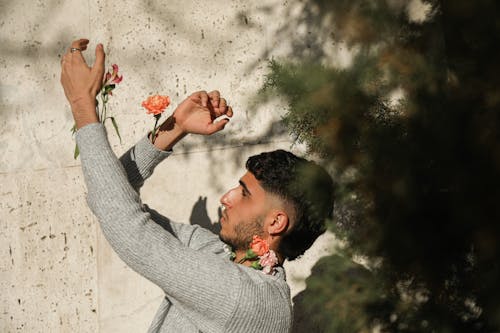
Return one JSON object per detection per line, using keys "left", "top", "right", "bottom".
{"left": 0, "top": 1, "right": 336, "bottom": 332}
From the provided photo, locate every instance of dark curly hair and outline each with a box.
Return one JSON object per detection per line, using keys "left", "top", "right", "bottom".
{"left": 246, "top": 150, "right": 334, "bottom": 260}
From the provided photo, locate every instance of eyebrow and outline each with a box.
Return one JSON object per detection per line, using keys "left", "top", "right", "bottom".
{"left": 239, "top": 180, "right": 252, "bottom": 196}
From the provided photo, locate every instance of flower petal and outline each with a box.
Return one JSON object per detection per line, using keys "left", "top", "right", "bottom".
{"left": 142, "top": 95, "right": 171, "bottom": 115}
{"left": 103, "top": 71, "right": 112, "bottom": 84}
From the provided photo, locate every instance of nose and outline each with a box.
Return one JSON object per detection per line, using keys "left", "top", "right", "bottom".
{"left": 220, "top": 184, "right": 239, "bottom": 208}
{"left": 220, "top": 190, "right": 231, "bottom": 208}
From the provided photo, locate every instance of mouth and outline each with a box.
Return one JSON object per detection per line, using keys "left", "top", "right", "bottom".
{"left": 219, "top": 205, "right": 227, "bottom": 223}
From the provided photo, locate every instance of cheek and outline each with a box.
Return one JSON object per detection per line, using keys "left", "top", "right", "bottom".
{"left": 225, "top": 189, "right": 241, "bottom": 205}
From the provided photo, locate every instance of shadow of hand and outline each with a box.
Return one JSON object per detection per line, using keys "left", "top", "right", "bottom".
{"left": 189, "top": 196, "right": 221, "bottom": 234}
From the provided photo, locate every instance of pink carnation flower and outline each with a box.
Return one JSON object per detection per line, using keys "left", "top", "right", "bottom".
{"left": 259, "top": 250, "right": 278, "bottom": 275}
{"left": 104, "top": 64, "right": 123, "bottom": 84}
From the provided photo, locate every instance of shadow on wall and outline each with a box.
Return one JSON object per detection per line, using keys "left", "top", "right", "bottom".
{"left": 291, "top": 256, "right": 336, "bottom": 333}
{"left": 292, "top": 292, "right": 324, "bottom": 333}
{"left": 145, "top": 196, "right": 221, "bottom": 235}
{"left": 291, "top": 257, "right": 345, "bottom": 333}
{"left": 189, "top": 196, "right": 221, "bottom": 235}
{"left": 291, "top": 255, "right": 388, "bottom": 333}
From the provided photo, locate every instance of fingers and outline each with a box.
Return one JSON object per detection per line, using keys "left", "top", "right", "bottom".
{"left": 191, "top": 90, "right": 234, "bottom": 118}
{"left": 71, "top": 38, "right": 89, "bottom": 49}
{"left": 93, "top": 43, "right": 105, "bottom": 72}
{"left": 64, "top": 38, "right": 89, "bottom": 56}
{"left": 91, "top": 43, "right": 106, "bottom": 86}
{"left": 208, "top": 90, "right": 220, "bottom": 108}
{"left": 68, "top": 39, "right": 90, "bottom": 64}
{"left": 212, "top": 98, "right": 234, "bottom": 119}
{"left": 190, "top": 91, "right": 209, "bottom": 107}
{"left": 200, "top": 91, "right": 209, "bottom": 107}
{"left": 207, "top": 118, "right": 230, "bottom": 134}
{"left": 218, "top": 97, "right": 226, "bottom": 110}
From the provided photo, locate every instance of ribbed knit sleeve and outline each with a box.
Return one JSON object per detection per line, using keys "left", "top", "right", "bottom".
{"left": 116, "top": 132, "right": 221, "bottom": 246}
{"left": 119, "top": 134, "right": 171, "bottom": 192}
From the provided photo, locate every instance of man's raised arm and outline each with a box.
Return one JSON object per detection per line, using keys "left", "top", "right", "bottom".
{"left": 119, "top": 91, "right": 232, "bottom": 192}
{"left": 60, "top": 38, "right": 232, "bottom": 142}
{"left": 60, "top": 38, "right": 232, "bottom": 192}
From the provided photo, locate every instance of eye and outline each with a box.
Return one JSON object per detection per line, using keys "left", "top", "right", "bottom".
{"left": 241, "top": 189, "right": 248, "bottom": 197}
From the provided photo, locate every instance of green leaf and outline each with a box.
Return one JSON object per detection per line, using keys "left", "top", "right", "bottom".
{"left": 109, "top": 117, "right": 122, "bottom": 143}
{"left": 251, "top": 261, "right": 262, "bottom": 270}
{"left": 104, "top": 84, "right": 116, "bottom": 94}
{"left": 245, "top": 249, "right": 257, "bottom": 260}
{"left": 70, "top": 123, "right": 77, "bottom": 135}
{"left": 73, "top": 144, "right": 79, "bottom": 159}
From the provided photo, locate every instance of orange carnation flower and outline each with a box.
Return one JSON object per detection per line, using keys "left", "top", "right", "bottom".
{"left": 142, "top": 95, "right": 171, "bottom": 115}
{"left": 250, "top": 236, "right": 269, "bottom": 257}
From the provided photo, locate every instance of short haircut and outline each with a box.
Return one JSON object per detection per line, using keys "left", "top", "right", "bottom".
{"left": 246, "top": 150, "right": 334, "bottom": 260}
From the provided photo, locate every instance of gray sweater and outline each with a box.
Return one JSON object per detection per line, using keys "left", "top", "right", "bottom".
{"left": 76, "top": 123, "right": 292, "bottom": 333}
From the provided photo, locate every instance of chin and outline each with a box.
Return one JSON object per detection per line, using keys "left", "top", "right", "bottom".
{"left": 218, "top": 233, "right": 230, "bottom": 247}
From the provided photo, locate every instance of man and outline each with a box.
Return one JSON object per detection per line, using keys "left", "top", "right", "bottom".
{"left": 61, "top": 39, "right": 334, "bottom": 333}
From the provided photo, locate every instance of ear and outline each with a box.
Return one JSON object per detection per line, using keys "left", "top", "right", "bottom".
{"left": 268, "top": 211, "right": 289, "bottom": 236}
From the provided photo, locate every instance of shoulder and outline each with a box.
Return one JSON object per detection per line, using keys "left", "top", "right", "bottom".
{"left": 144, "top": 204, "right": 227, "bottom": 253}
{"left": 189, "top": 225, "right": 227, "bottom": 254}
{"left": 225, "top": 266, "right": 292, "bottom": 333}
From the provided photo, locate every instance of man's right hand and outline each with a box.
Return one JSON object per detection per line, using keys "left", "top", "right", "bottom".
{"left": 173, "top": 90, "right": 233, "bottom": 136}
{"left": 152, "top": 90, "right": 233, "bottom": 151}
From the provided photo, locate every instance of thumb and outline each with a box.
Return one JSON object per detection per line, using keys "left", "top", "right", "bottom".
{"left": 92, "top": 43, "right": 106, "bottom": 77}
{"left": 207, "top": 118, "right": 230, "bottom": 134}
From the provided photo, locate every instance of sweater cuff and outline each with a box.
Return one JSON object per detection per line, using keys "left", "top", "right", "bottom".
{"left": 75, "top": 123, "right": 109, "bottom": 156}
{"left": 133, "top": 134, "right": 173, "bottom": 169}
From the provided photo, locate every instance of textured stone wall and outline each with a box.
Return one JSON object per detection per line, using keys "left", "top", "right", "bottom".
{"left": 0, "top": 1, "right": 336, "bottom": 332}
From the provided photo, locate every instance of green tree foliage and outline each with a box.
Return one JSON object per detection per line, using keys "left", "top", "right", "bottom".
{"left": 292, "top": 255, "right": 394, "bottom": 333}
{"left": 263, "top": 0, "right": 500, "bottom": 331}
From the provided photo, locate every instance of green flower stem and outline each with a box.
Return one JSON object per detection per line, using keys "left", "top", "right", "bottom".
{"left": 100, "top": 92, "right": 107, "bottom": 122}
{"left": 151, "top": 114, "right": 161, "bottom": 143}
{"left": 250, "top": 261, "right": 262, "bottom": 270}
{"left": 238, "top": 249, "right": 258, "bottom": 264}
{"left": 72, "top": 75, "right": 121, "bottom": 160}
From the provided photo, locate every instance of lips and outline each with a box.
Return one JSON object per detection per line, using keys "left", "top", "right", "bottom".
{"left": 220, "top": 206, "right": 228, "bottom": 223}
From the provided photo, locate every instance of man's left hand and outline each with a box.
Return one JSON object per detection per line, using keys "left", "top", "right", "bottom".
{"left": 60, "top": 38, "right": 105, "bottom": 128}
